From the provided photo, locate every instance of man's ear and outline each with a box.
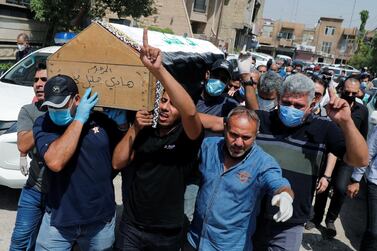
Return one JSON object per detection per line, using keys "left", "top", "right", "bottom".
{"left": 74, "top": 94, "right": 81, "bottom": 104}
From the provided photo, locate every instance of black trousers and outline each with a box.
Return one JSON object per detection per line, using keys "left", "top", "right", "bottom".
{"left": 312, "top": 162, "right": 353, "bottom": 223}
{"left": 360, "top": 181, "right": 377, "bottom": 251}
{"left": 114, "top": 217, "right": 182, "bottom": 251}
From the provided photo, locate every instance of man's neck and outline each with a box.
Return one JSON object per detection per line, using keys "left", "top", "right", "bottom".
{"left": 223, "top": 149, "right": 244, "bottom": 172}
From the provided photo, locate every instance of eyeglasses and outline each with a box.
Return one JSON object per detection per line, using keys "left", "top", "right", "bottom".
{"left": 34, "top": 77, "right": 47, "bottom": 82}
{"left": 343, "top": 91, "right": 358, "bottom": 96}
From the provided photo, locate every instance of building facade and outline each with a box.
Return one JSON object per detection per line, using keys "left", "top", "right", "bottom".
{"left": 0, "top": 0, "right": 47, "bottom": 61}
{"left": 257, "top": 17, "right": 358, "bottom": 64}
{"left": 109, "top": 0, "right": 264, "bottom": 53}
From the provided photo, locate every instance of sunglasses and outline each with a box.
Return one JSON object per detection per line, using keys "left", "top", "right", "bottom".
{"left": 34, "top": 77, "right": 47, "bottom": 82}
{"left": 314, "top": 92, "right": 323, "bottom": 98}
{"left": 344, "top": 91, "right": 358, "bottom": 96}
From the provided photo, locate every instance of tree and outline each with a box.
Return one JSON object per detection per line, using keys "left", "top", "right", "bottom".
{"left": 356, "top": 10, "right": 369, "bottom": 52}
{"left": 349, "top": 32, "right": 377, "bottom": 73}
{"left": 30, "top": 0, "right": 155, "bottom": 45}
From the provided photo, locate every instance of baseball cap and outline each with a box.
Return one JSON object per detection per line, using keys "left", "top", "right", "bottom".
{"left": 42, "top": 75, "right": 79, "bottom": 108}
{"left": 211, "top": 59, "right": 233, "bottom": 81}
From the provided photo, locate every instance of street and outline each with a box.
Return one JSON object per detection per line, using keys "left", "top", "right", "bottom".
{"left": 0, "top": 176, "right": 367, "bottom": 251}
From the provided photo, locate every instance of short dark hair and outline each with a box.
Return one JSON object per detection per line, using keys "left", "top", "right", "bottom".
{"left": 36, "top": 62, "right": 46, "bottom": 72}
{"left": 312, "top": 75, "right": 327, "bottom": 96}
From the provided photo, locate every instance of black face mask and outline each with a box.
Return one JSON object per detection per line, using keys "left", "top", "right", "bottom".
{"left": 341, "top": 93, "right": 355, "bottom": 104}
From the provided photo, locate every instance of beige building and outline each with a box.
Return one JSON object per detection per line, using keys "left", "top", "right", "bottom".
{"left": 257, "top": 17, "right": 358, "bottom": 64}
{"left": 107, "top": 0, "right": 264, "bottom": 53}
{"left": 218, "top": 0, "right": 264, "bottom": 52}
{"left": 0, "top": 0, "right": 47, "bottom": 61}
{"left": 314, "top": 17, "right": 357, "bottom": 64}
{"left": 258, "top": 19, "right": 305, "bottom": 57}
{"left": 109, "top": 0, "right": 194, "bottom": 37}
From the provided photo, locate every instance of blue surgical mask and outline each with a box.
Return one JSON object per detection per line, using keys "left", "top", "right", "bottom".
{"left": 205, "top": 78, "right": 226, "bottom": 96}
{"left": 361, "top": 81, "right": 367, "bottom": 90}
{"left": 48, "top": 107, "right": 73, "bottom": 126}
{"left": 279, "top": 105, "right": 305, "bottom": 127}
{"left": 257, "top": 95, "right": 277, "bottom": 111}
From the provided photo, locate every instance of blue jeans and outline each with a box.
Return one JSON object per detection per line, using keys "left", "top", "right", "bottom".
{"left": 10, "top": 186, "right": 45, "bottom": 251}
{"left": 35, "top": 212, "right": 115, "bottom": 251}
{"left": 360, "top": 181, "right": 377, "bottom": 251}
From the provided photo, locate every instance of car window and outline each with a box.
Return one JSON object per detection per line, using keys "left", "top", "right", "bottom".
{"left": 1, "top": 53, "right": 49, "bottom": 87}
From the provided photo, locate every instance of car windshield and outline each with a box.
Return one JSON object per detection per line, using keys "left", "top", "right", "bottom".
{"left": 1, "top": 53, "right": 50, "bottom": 87}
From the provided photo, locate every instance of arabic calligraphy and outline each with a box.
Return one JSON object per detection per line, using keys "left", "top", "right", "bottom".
{"left": 72, "top": 64, "right": 136, "bottom": 89}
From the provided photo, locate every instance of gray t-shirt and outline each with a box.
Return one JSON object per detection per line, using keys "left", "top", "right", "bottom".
{"left": 17, "top": 102, "right": 47, "bottom": 192}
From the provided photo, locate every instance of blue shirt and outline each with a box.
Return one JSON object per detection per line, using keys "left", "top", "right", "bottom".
{"left": 33, "top": 112, "right": 121, "bottom": 227}
{"left": 352, "top": 125, "right": 377, "bottom": 185}
{"left": 188, "top": 137, "right": 290, "bottom": 251}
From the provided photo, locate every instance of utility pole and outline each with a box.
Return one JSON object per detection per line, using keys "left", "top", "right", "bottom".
{"left": 344, "top": 0, "right": 357, "bottom": 64}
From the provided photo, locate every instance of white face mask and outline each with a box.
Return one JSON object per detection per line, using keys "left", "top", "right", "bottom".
{"left": 17, "top": 44, "right": 27, "bottom": 51}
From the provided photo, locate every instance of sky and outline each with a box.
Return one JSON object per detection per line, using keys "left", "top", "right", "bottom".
{"left": 263, "top": 0, "right": 377, "bottom": 30}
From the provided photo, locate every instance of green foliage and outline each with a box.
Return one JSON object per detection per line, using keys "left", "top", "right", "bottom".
{"left": 90, "top": 0, "right": 155, "bottom": 18}
{"left": 0, "top": 63, "right": 13, "bottom": 71}
{"left": 147, "top": 26, "right": 174, "bottom": 34}
{"left": 349, "top": 32, "right": 377, "bottom": 73}
{"left": 356, "top": 10, "right": 369, "bottom": 53}
{"left": 30, "top": 0, "right": 155, "bottom": 44}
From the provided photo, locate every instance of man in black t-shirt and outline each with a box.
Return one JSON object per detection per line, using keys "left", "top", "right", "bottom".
{"left": 307, "top": 77, "right": 369, "bottom": 238}
{"left": 112, "top": 30, "right": 203, "bottom": 251}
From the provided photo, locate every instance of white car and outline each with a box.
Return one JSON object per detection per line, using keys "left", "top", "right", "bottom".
{"left": 0, "top": 46, "right": 59, "bottom": 188}
{"left": 251, "top": 52, "right": 274, "bottom": 68}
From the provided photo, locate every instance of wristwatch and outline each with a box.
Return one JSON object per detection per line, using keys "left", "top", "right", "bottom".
{"left": 350, "top": 177, "right": 360, "bottom": 184}
{"left": 242, "top": 80, "right": 254, "bottom": 86}
{"left": 323, "top": 175, "right": 332, "bottom": 182}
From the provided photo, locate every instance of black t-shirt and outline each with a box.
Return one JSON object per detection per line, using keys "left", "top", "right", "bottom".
{"left": 255, "top": 110, "right": 346, "bottom": 224}
{"left": 122, "top": 124, "right": 203, "bottom": 230}
{"left": 351, "top": 102, "right": 369, "bottom": 139}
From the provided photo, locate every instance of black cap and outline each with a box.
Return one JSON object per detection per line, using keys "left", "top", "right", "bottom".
{"left": 211, "top": 59, "right": 233, "bottom": 81}
{"left": 42, "top": 75, "right": 78, "bottom": 108}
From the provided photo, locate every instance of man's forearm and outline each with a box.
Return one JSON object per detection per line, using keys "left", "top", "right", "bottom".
{"left": 17, "top": 131, "right": 34, "bottom": 154}
{"left": 245, "top": 85, "right": 259, "bottom": 110}
{"left": 44, "top": 121, "right": 83, "bottom": 172}
{"left": 341, "top": 120, "right": 369, "bottom": 167}
{"left": 324, "top": 153, "right": 337, "bottom": 177}
{"left": 112, "top": 125, "right": 139, "bottom": 170}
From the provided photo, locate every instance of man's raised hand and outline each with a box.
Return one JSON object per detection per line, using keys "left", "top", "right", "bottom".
{"left": 140, "top": 29, "right": 162, "bottom": 72}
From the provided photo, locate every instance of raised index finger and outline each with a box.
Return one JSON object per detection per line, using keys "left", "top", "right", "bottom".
{"left": 143, "top": 28, "right": 149, "bottom": 49}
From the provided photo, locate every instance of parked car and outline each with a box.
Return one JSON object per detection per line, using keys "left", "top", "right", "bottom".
{"left": 226, "top": 53, "right": 239, "bottom": 72}
{"left": 275, "top": 54, "right": 292, "bottom": 65}
{"left": 0, "top": 46, "right": 59, "bottom": 188}
{"left": 252, "top": 52, "right": 274, "bottom": 67}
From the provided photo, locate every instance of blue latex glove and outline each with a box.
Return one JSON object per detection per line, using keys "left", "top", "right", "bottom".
{"left": 74, "top": 88, "right": 99, "bottom": 124}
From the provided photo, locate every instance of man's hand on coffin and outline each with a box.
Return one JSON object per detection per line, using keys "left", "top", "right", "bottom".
{"left": 140, "top": 29, "right": 162, "bottom": 72}
{"left": 134, "top": 110, "right": 153, "bottom": 132}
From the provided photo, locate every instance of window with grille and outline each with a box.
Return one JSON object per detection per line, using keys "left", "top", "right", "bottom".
{"left": 193, "top": 0, "right": 207, "bottom": 13}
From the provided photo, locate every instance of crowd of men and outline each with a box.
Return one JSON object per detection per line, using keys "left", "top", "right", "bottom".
{"left": 8, "top": 29, "right": 377, "bottom": 251}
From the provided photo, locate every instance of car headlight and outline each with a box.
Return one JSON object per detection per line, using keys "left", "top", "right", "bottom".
{"left": 0, "top": 121, "right": 17, "bottom": 135}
